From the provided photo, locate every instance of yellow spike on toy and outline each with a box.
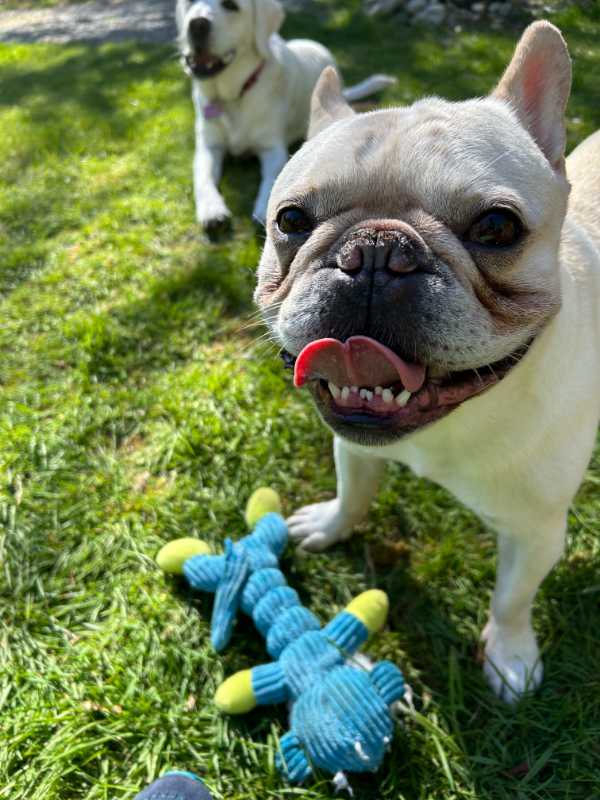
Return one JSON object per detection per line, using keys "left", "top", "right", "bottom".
{"left": 156, "top": 538, "right": 211, "bottom": 575}
{"left": 215, "top": 669, "right": 257, "bottom": 714}
{"left": 244, "top": 487, "right": 282, "bottom": 529}
{"left": 345, "top": 590, "right": 389, "bottom": 636}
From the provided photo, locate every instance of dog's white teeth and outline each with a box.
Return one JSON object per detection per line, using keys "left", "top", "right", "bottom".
{"left": 374, "top": 386, "right": 383, "bottom": 396}
{"left": 382, "top": 388, "right": 394, "bottom": 404}
{"left": 341, "top": 386, "right": 350, "bottom": 400}
{"left": 365, "top": 390, "right": 374, "bottom": 401}
{"left": 350, "top": 385, "right": 358, "bottom": 394}
{"left": 328, "top": 382, "right": 341, "bottom": 399}
{"left": 396, "top": 389, "right": 411, "bottom": 407}
{"left": 359, "top": 388, "right": 368, "bottom": 399}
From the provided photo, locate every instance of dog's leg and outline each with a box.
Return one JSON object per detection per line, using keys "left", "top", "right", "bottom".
{"left": 483, "top": 515, "right": 566, "bottom": 702}
{"left": 288, "top": 436, "right": 385, "bottom": 552}
{"left": 253, "top": 144, "right": 288, "bottom": 225}
{"left": 194, "top": 138, "right": 231, "bottom": 232}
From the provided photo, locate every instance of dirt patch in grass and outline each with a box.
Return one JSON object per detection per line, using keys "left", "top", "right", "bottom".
{"left": 0, "top": 0, "right": 176, "bottom": 44}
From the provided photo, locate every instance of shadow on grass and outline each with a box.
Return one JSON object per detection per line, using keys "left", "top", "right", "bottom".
{"left": 81, "top": 238, "right": 258, "bottom": 383}
{"left": 382, "top": 546, "right": 600, "bottom": 799}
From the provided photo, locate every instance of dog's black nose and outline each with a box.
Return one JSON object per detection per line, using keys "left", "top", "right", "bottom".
{"left": 336, "top": 229, "right": 426, "bottom": 275}
{"left": 188, "top": 17, "right": 211, "bottom": 48}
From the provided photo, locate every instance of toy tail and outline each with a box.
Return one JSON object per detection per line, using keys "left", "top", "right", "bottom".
{"left": 342, "top": 74, "right": 396, "bottom": 103}
{"left": 211, "top": 540, "right": 249, "bottom": 652}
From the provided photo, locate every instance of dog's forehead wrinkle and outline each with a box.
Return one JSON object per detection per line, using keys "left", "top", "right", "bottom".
{"left": 272, "top": 96, "right": 564, "bottom": 240}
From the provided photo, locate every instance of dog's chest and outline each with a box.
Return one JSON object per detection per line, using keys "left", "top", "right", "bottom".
{"left": 206, "top": 99, "right": 279, "bottom": 156}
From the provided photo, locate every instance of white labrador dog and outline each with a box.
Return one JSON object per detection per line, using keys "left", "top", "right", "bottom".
{"left": 255, "top": 22, "right": 600, "bottom": 701}
{"left": 176, "top": 0, "right": 394, "bottom": 232}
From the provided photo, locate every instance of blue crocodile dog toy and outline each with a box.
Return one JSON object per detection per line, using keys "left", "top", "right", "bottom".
{"left": 157, "top": 489, "right": 407, "bottom": 786}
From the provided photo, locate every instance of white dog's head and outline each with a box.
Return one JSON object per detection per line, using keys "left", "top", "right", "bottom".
{"left": 255, "top": 21, "right": 572, "bottom": 446}
{"left": 176, "top": 0, "right": 284, "bottom": 79}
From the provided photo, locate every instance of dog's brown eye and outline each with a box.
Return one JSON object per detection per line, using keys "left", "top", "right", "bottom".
{"left": 466, "top": 209, "right": 522, "bottom": 248}
{"left": 222, "top": 0, "right": 239, "bottom": 10}
{"left": 277, "top": 207, "right": 313, "bottom": 235}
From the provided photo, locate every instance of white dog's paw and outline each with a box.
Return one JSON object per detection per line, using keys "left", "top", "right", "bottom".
{"left": 482, "top": 619, "right": 543, "bottom": 703}
{"left": 287, "top": 499, "right": 355, "bottom": 553}
{"left": 197, "top": 196, "right": 232, "bottom": 234}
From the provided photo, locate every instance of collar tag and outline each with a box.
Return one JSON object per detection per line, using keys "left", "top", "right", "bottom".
{"left": 203, "top": 101, "right": 224, "bottom": 120}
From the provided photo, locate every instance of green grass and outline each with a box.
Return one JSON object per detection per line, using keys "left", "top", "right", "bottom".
{"left": 1, "top": 3, "right": 600, "bottom": 799}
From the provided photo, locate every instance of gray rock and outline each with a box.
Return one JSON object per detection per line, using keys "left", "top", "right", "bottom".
{"left": 406, "top": 0, "right": 428, "bottom": 12}
{"left": 488, "top": 1, "right": 511, "bottom": 16}
{"left": 413, "top": 1, "right": 446, "bottom": 24}
{"left": 367, "top": 0, "right": 405, "bottom": 16}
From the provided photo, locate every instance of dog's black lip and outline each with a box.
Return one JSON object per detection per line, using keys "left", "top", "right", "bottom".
{"left": 186, "top": 53, "right": 229, "bottom": 79}
{"left": 280, "top": 349, "right": 297, "bottom": 371}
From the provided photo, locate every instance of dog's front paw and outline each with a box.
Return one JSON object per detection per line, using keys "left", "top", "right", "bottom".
{"left": 197, "top": 196, "right": 232, "bottom": 237}
{"left": 482, "top": 619, "right": 543, "bottom": 703}
{"left": 287, "top": 499, "right": 355, "bottom": 553}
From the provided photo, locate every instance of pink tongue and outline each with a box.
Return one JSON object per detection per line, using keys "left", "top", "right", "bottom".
{"left": 294, "top": 336, "right": 426, "bottom": 393}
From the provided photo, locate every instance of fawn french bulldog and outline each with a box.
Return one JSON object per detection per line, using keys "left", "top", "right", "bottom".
{"left": 255, "top": 21, "right": 600, "bottom": 701}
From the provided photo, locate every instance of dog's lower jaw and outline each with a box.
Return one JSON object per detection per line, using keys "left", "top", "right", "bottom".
{"left": 482, "top": 618, "right": 543, "bottom": 702}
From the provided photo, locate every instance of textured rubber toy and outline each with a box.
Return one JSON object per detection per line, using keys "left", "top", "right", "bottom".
{"left": 157, "top": 489, "right": 406, "bottom": 784}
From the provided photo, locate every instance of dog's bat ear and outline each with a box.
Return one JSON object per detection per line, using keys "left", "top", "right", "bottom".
{"left": 309, "top": 66, "right": 354, "bottom": 139}
{"left": 254, "top": 0, "right": 285, "bottom": 59}
{"left": 492, "top": 20, "right": 571, "bottom": 174}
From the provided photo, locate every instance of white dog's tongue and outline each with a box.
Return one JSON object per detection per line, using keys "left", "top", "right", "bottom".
{"left": 294, "top": 336, "right": 426, "bottom": 392}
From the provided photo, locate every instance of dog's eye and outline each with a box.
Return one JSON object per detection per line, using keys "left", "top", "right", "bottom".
{"left": 222, "top": 0, "right": 239, "bottom": 10}
{"left": 466, "top": 209, "right": 522, "bottom": 248}
{"left": 276, "top": 207, "right": 313, "bottom": 236}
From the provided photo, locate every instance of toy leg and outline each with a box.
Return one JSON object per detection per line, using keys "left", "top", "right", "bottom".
{"left": 483, "top": 514, "right": 566, "bottom": 702}
{"left": 135, "top": 772, "right": 213, "bottom": 800}
{"left": 288, "top": 436, "right": 386, "bottom": 552}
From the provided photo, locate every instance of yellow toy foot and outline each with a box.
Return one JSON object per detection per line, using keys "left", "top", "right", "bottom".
{"left": 214, "top": 669, "right": 256, "bottom": 714}
{"left": 156, "top": 538, "right": 211, "bottom": 575}
{"left": 244, "top": 487, "right": 282, "bottom": 529}
{"left": 346, "top": 590, "right": 389, "bottom": 635}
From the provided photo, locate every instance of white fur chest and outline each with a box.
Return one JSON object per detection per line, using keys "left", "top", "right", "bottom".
{"left": 193, "top": 75, "right": 283, "bottom": 156}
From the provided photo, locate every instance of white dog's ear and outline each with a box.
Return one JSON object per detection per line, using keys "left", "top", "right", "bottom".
{"left": 493, "top": 20, "right": 571, "bottom": 173}
{"left": 309, "top": 67, "right": 354, "bottom": 139}
{"left": 254, "top": 0, "right": 285, "bottom": 59}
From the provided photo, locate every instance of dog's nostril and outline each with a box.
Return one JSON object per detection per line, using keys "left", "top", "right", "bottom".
{"left": 335, "top": 231, "right": 424, "bottom": 275}
{"left": 189, "top": 17, "right": 211, "bottom": 44}
{"left": 387, "top": 244, "right": 417, "bottom": 274}
{"left": 337, "top": 244, "right": 363, "bottom": 273}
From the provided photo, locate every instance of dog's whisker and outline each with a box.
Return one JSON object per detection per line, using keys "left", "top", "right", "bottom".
{"left": 237, "top": 336, "right": 280, "bottom": 358}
